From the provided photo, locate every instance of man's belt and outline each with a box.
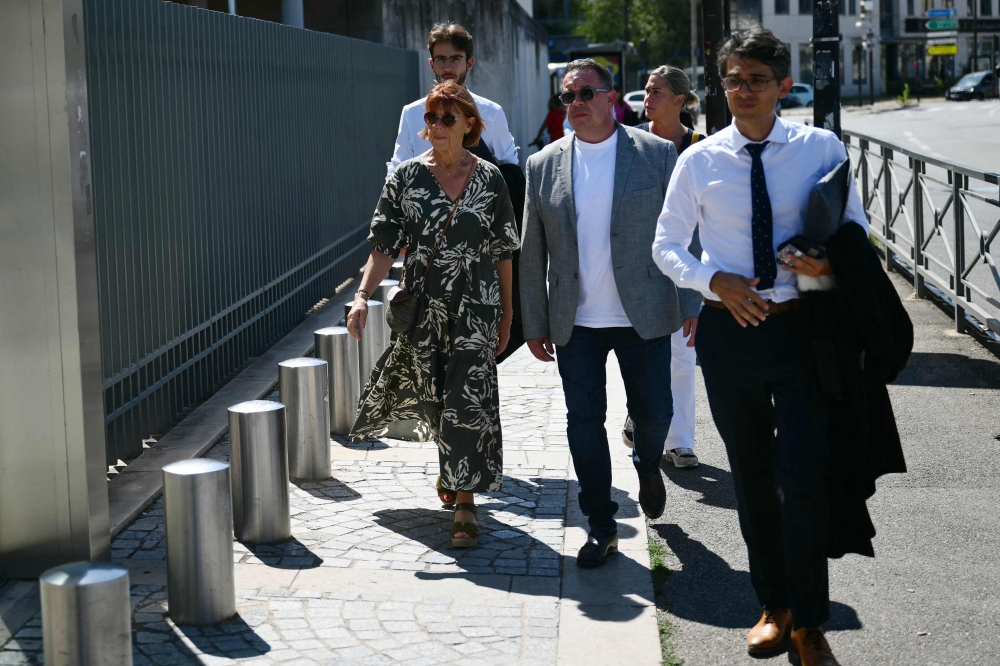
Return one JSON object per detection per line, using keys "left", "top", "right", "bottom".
{"left": 703, "top": 298, "right": 803, "bottom": 314}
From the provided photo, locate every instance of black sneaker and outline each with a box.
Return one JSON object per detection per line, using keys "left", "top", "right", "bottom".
{"left": 638, "top": 471, "right": 666, "bottom": 519}
{"left": 621, "top": 416, "right": 634, "bottom": 449}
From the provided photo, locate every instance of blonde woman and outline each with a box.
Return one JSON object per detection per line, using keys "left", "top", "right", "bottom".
{"left": 621, "top": 65, "right": 704, "bottom": 469}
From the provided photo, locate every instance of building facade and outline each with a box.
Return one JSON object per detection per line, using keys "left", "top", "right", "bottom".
{"left": 895, "top": 0, "right": 1000, "bottom": 85}
{"left": 763, "top": 0, "right": 885, "bottom": 97}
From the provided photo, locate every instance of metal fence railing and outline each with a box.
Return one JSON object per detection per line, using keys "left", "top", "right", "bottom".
{"left": 84, "top": 0, "right": 420, "bottom": 464}
{"left": 843, "top": 129, "right": 1000, "bottom": 341}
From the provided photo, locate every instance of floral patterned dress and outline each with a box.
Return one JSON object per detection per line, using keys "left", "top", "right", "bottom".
{"left": 349, "top": 157, "right": 520, "bottom": 493}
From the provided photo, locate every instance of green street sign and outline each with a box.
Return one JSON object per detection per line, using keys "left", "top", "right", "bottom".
{"left": 926, "top": 18, "right": 959, "bottom": 30}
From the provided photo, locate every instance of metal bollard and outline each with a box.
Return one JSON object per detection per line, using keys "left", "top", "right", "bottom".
{"left": 40, "top": 562, "right": 132, "bottom": 666}
{"left": 359, "top": 299, "right": 386, "bottom": 386}
{"left": 279, "top": 358, "right": 331, "bottom": 480}
{"left": 162, "top": 459, "right": 236, "bottom": 625}
{"left": 315, "top": 326, "right": 360, "bottom": 436}
{"left": 228, "top": 400, "right": 291, "bottom": 544}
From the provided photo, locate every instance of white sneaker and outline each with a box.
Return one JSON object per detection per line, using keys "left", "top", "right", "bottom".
{"left": 666, "top": 447, "right": 699, "bottom": 468}
{"left": 621, "top": 416, "right": 634, "bottom": 449}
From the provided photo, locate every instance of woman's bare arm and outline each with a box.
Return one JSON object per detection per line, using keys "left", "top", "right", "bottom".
{"left": 347, "top": 251, "right": 396, "bottom": 340}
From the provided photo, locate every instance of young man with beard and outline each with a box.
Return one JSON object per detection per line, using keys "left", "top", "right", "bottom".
{"left": 386, "top": 22, "right": 518, "bottom": 176}
{"left": 652, "top": 27, "right": 869, "bottom": 666}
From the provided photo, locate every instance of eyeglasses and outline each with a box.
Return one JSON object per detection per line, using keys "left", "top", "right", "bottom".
{"left": 559, "top": 87, "right": 611, "bottom": 106}
{"left": 432, "top": 55, "right": 466, "bottom": 66}
{"left": 424, "top": 111, "right": 458, "bottom": 127}
{"left": 722, "top": 76, "right": 777, "bottom": 93}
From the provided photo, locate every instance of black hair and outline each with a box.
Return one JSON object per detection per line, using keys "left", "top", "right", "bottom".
{"left": 717, "top": 26, "right": 791, "bottom": 81}
{"left": 563, "top": 58, "right": 615, "bottom": 91}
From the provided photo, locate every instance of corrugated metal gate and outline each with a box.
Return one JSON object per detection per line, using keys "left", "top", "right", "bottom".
{"left": 83, "top": 0, "right": 420, "bottom": 465}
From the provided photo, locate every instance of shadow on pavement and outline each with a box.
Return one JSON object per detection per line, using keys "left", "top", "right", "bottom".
{"left": 393, "top": 481, "right": 651, "bottom": 624}
{"left": 171, "top": 614, "right": 271, "bottom": 660}
{"left": 241, "top": 536, "right": 323, "bottom": 569}
{"left": 371, "top": 501, "right": 562, "bottom": 576}
{"left": 893, "top": 352, "right": 1000, "bottom": 389}
{"left": 654, "top": 524, "right": 861, "bottom": 632}
{"left": 291, "top": 477, "right": 362, "bottom": 502}
{"left": 662, "top": 461, "right": 738, "bottom": 511}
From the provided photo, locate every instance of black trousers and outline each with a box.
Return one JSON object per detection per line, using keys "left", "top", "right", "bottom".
{"left": 696, "top": 305, "right": 831, "bottom": 628}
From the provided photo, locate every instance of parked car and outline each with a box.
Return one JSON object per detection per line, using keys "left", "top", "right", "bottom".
{"left": 947, "top": 71, "right": 998, "bottom": 100}
{"left": 784, "top": 82, "right": 814, "bottom": 107}
{"left": 624, "top": 90, "right": 645, "bottom": 114}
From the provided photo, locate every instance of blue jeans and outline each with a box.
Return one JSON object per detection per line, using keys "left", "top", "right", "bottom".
{"left": 556, "top": 326, "right": 673, "bottom": 535}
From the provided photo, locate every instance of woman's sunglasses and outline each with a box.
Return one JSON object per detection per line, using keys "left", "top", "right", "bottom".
{"left": 424, "top": 112, "right": 457, "bottom": 127}
{"left": 559, "top": 87, "right": 611, "bottom": 106}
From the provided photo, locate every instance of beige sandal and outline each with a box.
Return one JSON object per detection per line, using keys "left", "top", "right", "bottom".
{"left": 450, "top": 503, "right": 479, "bottom": 548}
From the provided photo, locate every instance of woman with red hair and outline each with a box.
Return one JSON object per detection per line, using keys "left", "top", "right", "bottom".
{"left": 347, "top": 82, "right": 519, "bottom": 548}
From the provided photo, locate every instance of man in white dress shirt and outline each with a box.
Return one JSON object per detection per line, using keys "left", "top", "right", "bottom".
{"left": 652, "top": 27, "right": 867, "bottom": 666}
{"left": 385, "top": 22, "right": 527, "bottom": 364}
{"left": 386, "top": 22, "right": 518, "bottom": 177}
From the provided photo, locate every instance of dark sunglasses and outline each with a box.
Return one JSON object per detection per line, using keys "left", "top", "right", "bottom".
{"left": 559, "top": 87, "right": 611, "bottom": 105}
{"left": 424, "top": 112, "right": 457, "bottom": 127}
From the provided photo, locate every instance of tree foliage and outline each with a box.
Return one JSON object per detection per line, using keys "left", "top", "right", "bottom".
{"left": 575, "top": 0, "right": 699, "bottom": 88}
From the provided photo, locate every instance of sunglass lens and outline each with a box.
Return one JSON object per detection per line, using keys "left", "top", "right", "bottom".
{"left": 559, "top": 92, "right": 574, "bottom": 105}
{"left": 442, "top": 114, "right": 456, "bottom": 127}
{"left": 580, "top": 88, "right": 595, "bottom": 102}
{"left": 424, "top": 112, "right": 437, "bottom": 125}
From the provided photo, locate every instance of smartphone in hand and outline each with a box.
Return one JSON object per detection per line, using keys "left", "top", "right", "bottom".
{"left": 777, "top": 235, "right": 825, "bottom": 268}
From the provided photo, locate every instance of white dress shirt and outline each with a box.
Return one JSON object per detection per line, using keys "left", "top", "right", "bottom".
{"left": 572, "top": 132, "right": 631, "bottom": 327}
{"left": 652, "top": 117, "right": 869, "bottom": 303}
{"left": 386, "top": 90, "right": 519, "bottom": 177}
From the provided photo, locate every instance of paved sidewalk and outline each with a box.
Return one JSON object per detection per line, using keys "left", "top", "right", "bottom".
{"left": 1, "top": 347, "right": 659, "bottom": 665}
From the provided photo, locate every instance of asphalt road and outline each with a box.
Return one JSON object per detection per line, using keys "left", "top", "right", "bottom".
{"left": 645, "top": 271, "right": 1000, "bottom": 665}
{"left": 839, "top": 99, "right": 1000, "bottom": 173}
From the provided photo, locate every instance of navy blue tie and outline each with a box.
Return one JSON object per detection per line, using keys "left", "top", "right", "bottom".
{"left": 745, "top": 142, "right": 777, "bottom": 291}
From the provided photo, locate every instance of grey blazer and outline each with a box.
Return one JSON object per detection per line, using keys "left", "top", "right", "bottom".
{"left": 519, "top": 124, "right": 702, "bottom": 347}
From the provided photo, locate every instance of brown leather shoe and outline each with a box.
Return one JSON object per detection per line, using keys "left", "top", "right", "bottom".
{"left": 746, "top": 607, "right": 793, "bottom": 655}
{"left": 791, "top": 627, "right": 841, "bottom": 666}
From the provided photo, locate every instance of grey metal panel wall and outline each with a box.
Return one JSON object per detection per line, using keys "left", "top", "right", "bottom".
{"left": 83, "top": 0, "right": 419, "bottom": 465}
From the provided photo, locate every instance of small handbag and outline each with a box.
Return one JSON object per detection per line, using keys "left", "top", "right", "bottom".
{"left": 385, "top": 164, "right": 475, "bottom": 339}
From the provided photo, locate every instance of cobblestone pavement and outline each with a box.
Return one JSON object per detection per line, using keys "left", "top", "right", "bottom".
{"left": 1, "top": 586, "right": 559, "bottom": 666}
{"left": 1, "top": 347, "right": 658, "bottom": 666}
{"left": 112, "top": 460, "right": 567, "bottom": 577}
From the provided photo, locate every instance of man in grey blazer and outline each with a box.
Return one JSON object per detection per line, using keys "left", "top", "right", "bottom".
{"left": 520, "top": 59, "right": 702, "bottom": 567}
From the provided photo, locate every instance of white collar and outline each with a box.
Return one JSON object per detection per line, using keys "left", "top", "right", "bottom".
{"left": 726, "top": 115, "right": 791, "bottom": 153}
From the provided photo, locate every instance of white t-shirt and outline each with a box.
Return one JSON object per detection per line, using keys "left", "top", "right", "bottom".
{"left": 572, "top": 132, "right": 631, "bottom": 328}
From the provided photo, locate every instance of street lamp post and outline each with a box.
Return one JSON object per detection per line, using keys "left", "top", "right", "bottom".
{"left": 867, "top": 29, "right": 875, "bottom": 105}
{"left": 702, "top": 0, "right": 730, "bottom": 134}
{"left": 857, "top": 3, "right": 875, "bottom": 106}
{"left": 812, "top": 0, "right": 842, "bottom": 136}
